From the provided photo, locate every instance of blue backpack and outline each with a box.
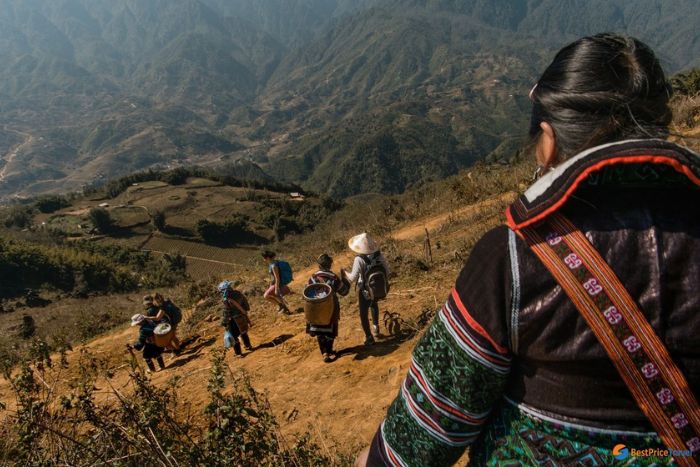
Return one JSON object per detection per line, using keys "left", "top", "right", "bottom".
{"left": 276, "top": 260, "right": 293, "bottom": 286}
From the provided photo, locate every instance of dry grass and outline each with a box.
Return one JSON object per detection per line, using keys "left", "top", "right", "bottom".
{"left": 670, "top": 95, "right": 700, "bottom": 153}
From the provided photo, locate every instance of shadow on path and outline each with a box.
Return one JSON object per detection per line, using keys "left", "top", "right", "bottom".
{"left": 256, "top": 334, "right": 294, "bottom": 350}
{"left": 336, "top": 332, "right": 413, "bottom": 361}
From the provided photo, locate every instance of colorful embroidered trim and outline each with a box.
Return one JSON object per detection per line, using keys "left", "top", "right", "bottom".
{"left": 519, "top": 213, "right": 700, "bottom": 466}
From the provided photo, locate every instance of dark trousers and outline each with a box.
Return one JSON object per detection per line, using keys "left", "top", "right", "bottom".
{"left": 359, "top": 292, "right": 380, "bottom": 339}
{"left": 227, "top": 321, "right": 252, "bottom": 355}
{"left": 146, "top": 355, "right": 165, "bottom": 371}
{"left": 317, "top": 335, "right": 334, "bottom": 354}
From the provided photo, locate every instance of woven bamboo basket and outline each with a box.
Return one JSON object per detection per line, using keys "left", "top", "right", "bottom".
{"left": 303, "top": 283, "right": 334, "bottom": 325}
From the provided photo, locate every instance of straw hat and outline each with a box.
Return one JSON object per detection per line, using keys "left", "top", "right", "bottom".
{"left": 131, "top": 314, "right": 145, "bottom": 326}
{"left": 348, "top": 233, "right": 378, "bottom": 255}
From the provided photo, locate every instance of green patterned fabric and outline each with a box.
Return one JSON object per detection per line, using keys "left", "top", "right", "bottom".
{"left": 412, "top": 316, "right": 509, "bottom": 411}
{"left": 377, "top": 305, "right": 510, "bottom": 466}
{"left": 471, "top": 402, "right": 676, "bottom": 466}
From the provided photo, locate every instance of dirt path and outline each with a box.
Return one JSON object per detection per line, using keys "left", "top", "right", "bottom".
{"left": 391, "top": 192, "right": 513, "bottom": 241}
{"left": 290, "top": 193, "right": 515, "bottom": 285}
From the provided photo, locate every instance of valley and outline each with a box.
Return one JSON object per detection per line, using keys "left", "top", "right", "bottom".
{"left": 1, "top": 0, "right": 700, "bottom": 201}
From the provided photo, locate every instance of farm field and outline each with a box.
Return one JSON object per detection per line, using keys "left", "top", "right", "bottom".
{"left": 143, "top": 234, "right": 263, "bottom": 278}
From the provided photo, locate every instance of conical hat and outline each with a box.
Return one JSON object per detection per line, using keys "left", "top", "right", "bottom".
{"left": 131, "top": 314, "right": 145, "bottom": 326}
{"left": 348, "top": 233, "right": 378, "bottom": 255}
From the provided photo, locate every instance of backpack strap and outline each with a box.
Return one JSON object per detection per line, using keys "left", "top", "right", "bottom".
{"left": 519, "top": 212, "right": 700, "bottom": 464}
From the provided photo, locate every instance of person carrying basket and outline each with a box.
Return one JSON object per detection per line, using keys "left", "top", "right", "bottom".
{"left": 126, "top": 314, "right": 166, "bottom": 373}
{"left": 304, "top": 254, "right": 348, "bottom": 363}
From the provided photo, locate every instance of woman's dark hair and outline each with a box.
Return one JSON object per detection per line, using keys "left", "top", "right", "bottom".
{"left": 530, "top": 33, "right": 672, "bottom": 159}
{"left": 317, "top": 253, "right": 333, "bottom": 269}
{"left": 261, "top": 250, "right": 276, "bottom": 259}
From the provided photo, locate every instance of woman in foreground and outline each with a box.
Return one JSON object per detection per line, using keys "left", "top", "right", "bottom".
{"left": 358, "top": 34, "right": 700, "bottom": 466}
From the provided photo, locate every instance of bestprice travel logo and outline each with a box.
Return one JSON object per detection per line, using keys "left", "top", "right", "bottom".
{"left": 613, "top": 444, "right": 630, "bottom": 460}
{"left": 611, "top": 443, "right": 694, "bottom": 461}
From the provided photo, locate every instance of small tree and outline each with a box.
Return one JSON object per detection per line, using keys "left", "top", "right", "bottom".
{"left": 20, "top": 315, "right": 35, "bottom": 339}
{"left": 1, "top": 206, "right": 34, "bottom": 229}
{"left": 152, "top": 211, "right": 166, "bottom": 231}
{"left": 34, "top": 195, "right": 70, "bottom": 214}
{"left": 88, "top": 208, "right": 113, "bottom": 234}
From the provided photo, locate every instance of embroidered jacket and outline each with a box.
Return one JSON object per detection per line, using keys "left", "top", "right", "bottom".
{"left": 368, "top": 139, "right": 700, "bottom": 466}
{"left": 308, "top": 269, "right": 341, "bottom": 290}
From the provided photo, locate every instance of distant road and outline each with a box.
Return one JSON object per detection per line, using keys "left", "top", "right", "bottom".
{"left": 142, "top": 248, "right": 238, "bottom": 266}
{"left": 0, "top": 126, "right": 34, "bottom": 184}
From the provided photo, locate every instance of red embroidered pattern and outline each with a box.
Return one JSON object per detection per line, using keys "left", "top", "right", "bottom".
{"left": 520, "top": 214, "right": 700, "bottom": 466}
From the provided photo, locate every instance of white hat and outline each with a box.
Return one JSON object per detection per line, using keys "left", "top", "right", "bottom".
{"left": 348, "top": 233, "right": 378, "bottom": 255}
{"left": 131, "top": 314, "right": 145, "bottom": 326}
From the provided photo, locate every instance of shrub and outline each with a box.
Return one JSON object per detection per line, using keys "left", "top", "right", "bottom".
{"left": 672, "top": 69, "right": 700, "bottom": 96}
{"left": 0, "top": 347, "right": 340, "bottom": 465}
{"left": 1, "top": 205, "right": 34, "bottom": 228}
{"left": 196, "top": 218, "right": 263, "bottom": 246}
{"left": 88, "top": 208, "right": 113, "bottom": 233}
{"left": 34, "top": 195, "right": 71, "bottom": 214}
{"left": 0, "top": 237, "right": 188, "bottom": 299}
{"left": 19, "top": 315, "right": 35, "bottom": 339}
{"left": 152, "top": 210, "right": 166, "bottom": 231}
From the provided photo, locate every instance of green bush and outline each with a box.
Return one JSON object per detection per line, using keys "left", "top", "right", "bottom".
{"left": 1, "top": 205, "right": 34, "bottom": 228}
{"left": 152, "top": 210, "right": 166, "bottom": 231}
{"left": 34, "top": 195, "right": 71, "bottom": 214}
{"left": 672, "top": 69, "right": 700, "bottom": 96}
{"left": 0, "top": 238, "right": 187, "bottom": 299}
{"left": 88, "top": 208, "right": 114, "bottom": 233}
{"left": 196, "top": 218, "right": 264, "bottom": 246}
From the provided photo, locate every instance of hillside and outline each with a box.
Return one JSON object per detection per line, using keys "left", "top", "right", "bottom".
{"left": 0, "top": 159, "right": 527, "bottom": 463}
{"left": 2, "top": 0, "right": 700, "bottom": 200}
{"left": 1, "top": 93, "right": 698, "bottom": 461}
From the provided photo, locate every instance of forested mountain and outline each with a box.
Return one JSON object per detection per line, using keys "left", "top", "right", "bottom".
{"left": 0, "top": 0, "right": 698, "bottom": 200}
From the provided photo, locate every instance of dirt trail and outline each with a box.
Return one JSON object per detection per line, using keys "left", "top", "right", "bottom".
{"left": 290, "top": 193, "right": 514, "bottom": 285}
{"left": 0, "top": 127, "right": 34, "bottom": 184}
{"left": 0, "top": 193, "right": 514, "bottom": 456}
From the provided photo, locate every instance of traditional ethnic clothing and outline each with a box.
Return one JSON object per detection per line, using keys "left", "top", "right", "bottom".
{"left": 368, "top": 139, "right": 700, "bottom": 466}
{"left": 306, "top": 269, "right": 341, "bottom": 356}
{"left": 132, "top": 320, "right": 165, "bottom": 371}
{"left": 222, "top": 288, "right": 252, "bottom": 355}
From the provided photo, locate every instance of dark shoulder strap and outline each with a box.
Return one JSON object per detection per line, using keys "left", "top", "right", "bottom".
{"left": 519, "top": 213, "right": 700, "bottom": 464}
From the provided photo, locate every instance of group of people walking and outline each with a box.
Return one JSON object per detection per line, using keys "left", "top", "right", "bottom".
{"left": 302, "top": 232, "right": 391, "bottom": 362}
{"left": 126, "top": 293, "right": 182, "bottom": 373}
{"left": 128, "top": 232, "right": 391, "bottom": 369}
{"left": 126, "top": 33, "right": 700, "bottom": 466}
{"left": 241, "top": 232, "right": 390, "bottom": 363}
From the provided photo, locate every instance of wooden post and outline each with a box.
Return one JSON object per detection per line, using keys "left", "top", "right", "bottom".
{"left": 423, "top": 227, "right": 432, "bottom": 263}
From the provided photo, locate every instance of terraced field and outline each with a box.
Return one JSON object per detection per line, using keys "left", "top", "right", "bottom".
{"left": 143, "top": 235, "right": 262, "bottom": 277}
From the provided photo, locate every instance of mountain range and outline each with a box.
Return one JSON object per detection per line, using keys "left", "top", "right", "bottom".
{"left": 1, "top": 0, "right": 699, "bottom": 200}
